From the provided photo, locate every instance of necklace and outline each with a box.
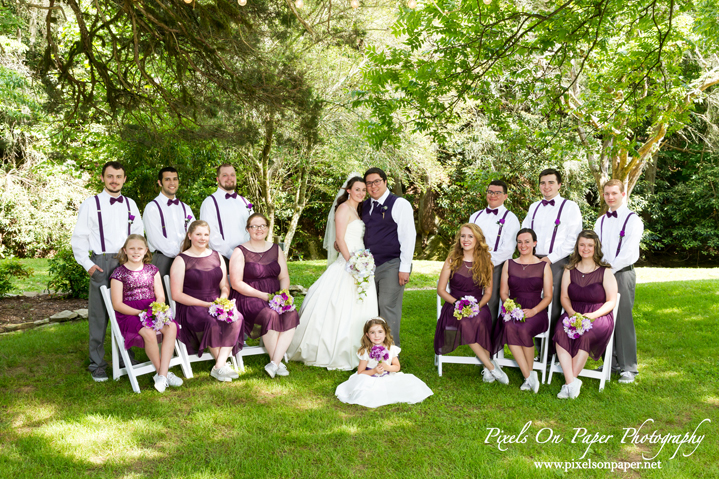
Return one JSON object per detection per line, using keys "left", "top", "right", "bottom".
{"left": 578, "top": 264, "right": 598, "bottom": 278}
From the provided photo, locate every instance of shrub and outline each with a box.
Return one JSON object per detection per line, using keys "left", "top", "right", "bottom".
{"left": 0, "top": 257, "right": 34, "bottom": 296}
{"left": 47, "top": 247, "right": 89, "bottom": 299}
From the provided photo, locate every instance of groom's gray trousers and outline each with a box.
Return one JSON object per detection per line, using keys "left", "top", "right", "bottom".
{"left": 374, "top": 258, "right": 406, "bottom": 346}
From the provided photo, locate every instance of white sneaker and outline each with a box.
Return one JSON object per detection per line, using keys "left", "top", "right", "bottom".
{"left": 153, "top": 374, "right": 168, "bottom": 393}
{"left": 618, "top": 371, "right": 636, "bottom": 384}
{"left": 568, "top": 378, "right": 583, "bottom": 399}
{"left": 557, "top": 384, "right": 570, "bottom": 399}
{"left": 520, "top": 377, "right": 531, "bottom": 391}
{"left": 490, "top": 360, "right": 509, "bottom": 385}
{"left": 166, "top": 371, "right": 183, "bottom": 387}
{"left": 482, "top": 367, "right": 496, "bottom": 383}
{"left": 530, "top": 371, "right": 540, "bottom": 394}
{"left": 224, "top": 362, "right": 240, "bottom": 379}
{"left": 275, "top": 362, "right": 289, "bottom": 377}
{"left": 264, "top": 362, "right": 278, "bottom": 378}
{"left": 211, "top": 365, "right": 233, "bottom": 382}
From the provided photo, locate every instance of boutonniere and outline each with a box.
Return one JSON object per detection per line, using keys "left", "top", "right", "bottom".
{"left": 497, "top": 218, "right": 506, "bottom": 226}
{"left": 185, "top": 214, "right": 193, "bottom": 228}
{"left": 128, "top": 213, "right": 135, "bottom": 225}
{"left": 381, "top": 205, "right": 388, "bottom": 219}
{"left": 554, "top": 218, "right": 561, "bottom": 227}
{"left": 619, "top": 230, "right": 626, "bottom": 237}
{"left": 246, "top": 202, "right": 253, "bottom": 212}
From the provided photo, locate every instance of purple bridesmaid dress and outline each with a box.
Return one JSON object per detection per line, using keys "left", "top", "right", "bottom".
{"left": 230, "top": 244, "right": 300, "bottom": 339}
{"left": 434, "top": 261, "right": 493, "bottom": 355}
{"left": 491, "top": 260, "right": 549, "bottom": 356}
{"left": 552, "top": 267, "right": 614, "bottom": 359}
{"left": 110, "top": 263, "right": 160, "bottom": 349}
{"left": 175, "top": 251, "right": 243, "bottom": 357}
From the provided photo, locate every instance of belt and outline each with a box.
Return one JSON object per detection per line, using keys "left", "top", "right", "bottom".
{"left": 616, "top": 264, "right": 634, "bottom": 274}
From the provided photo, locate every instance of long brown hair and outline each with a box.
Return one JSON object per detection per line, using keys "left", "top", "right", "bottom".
{"left": 358, "top": 317, "right": 394, "bottom": 355}
{"left": 115, "top": 234, "right": 152, "bottom": 265}
{"left": 335, "top": 176, "right": 365, "bottom": 218}
{"left": 446, "top": 223, "right": 493, "bottom": 287}
{"left": 181, "top": 220, "right": 210, "bottom": 253}
{"left": 565, "top": 230, "right": 611, "bottom": 270}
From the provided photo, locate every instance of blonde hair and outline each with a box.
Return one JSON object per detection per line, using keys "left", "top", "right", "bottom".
{"left": 181, "top": 220, "right": 211, "bottom": 252}
{"left": 446, "top": 223, "right": 493, "bottom": 287}
{"left": 358, "top": 318, "right": 394, "bottom": 355}
{"left": 602, "top": 179, "right": 625, "bottom": 193}
{"left": 115, "top": 234, "right": 152, "bottom": 265}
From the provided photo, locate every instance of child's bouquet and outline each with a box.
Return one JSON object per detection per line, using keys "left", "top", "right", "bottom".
{"left": 139, "top": 302, "right": 174, "bottom": 331}
{"left": 209, "top": 298, "right": 242, "bottom": 323}
{"left": 369, "top": 345, "right": 390, "bottom": 377}
{"left": 453, "top": 296, "right": 480, "bottom": 320}
{"left": 345, "top": 249, "right": 376, "bottom": 301}
{"left": 501, "top": 299, "right": 525, "bottom": 322}
{"left": 268, "top": 289, "right": 296, "bottom": 314}
{"left": 563, "top": 312, "right": 594, "bottom": 339}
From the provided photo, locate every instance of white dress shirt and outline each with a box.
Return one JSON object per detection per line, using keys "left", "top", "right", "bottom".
{"left": 71, "top": 190, "right": 144, "bottom": 271}
{"left": 200, "top": 189, "right": 253, "bottom": 260}
{"left": 369, "top": 189, "right": 416, "bottom": 273}
{"left": 594, "top": 204, "right": 643, "bottom": 273}
{"left": 469, "top": 205, "right": 520, "bottom": 266}
{"left": 521, "top": 195, "right": 582, "bottom": 263}
{"left": 143, "top": 193, "right": 195, "bottom": 258}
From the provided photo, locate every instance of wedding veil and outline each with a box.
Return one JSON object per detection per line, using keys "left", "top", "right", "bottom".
{"left": 323, "top": 171, "right": 362, "bottom": 265}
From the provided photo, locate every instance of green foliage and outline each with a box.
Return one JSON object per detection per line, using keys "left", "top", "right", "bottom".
{"left": 47, "top": 247, "right": 89, "bottom": 299}
{"left": 0, "top": 257, "right": 33, "bottom": 296}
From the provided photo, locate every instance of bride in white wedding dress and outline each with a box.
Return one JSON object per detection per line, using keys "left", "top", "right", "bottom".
{"left": 287, "top": 174, "right": 379, "bottom": 370}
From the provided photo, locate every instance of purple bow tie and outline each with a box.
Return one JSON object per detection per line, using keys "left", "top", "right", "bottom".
{"left": 167, "top": 198, "right": 180, "bottom": 206}
{"left": 541, "top": 199, "right": 555, "bottom": 207}
{"left": 606, "top": 210, "right": 618, "bottom": 218}
{"left": 225, "top": 192, "right": 238, "bottom": 200}
{"left": 486, "top": 208, "right": 498, "bottom": 215}
{"left": 109, "top": 196, "right": 124, "bottom": 205}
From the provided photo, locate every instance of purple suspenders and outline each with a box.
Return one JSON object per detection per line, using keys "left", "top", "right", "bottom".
{"left": 494, "top": 210, "right": 510, "bottom": 252}
{"left": 210, "top": 195, "right": 225, "bottom": 240}
{"left": 601, "top": 211, "right": 635, "bottom": 256}
{"left": 152, "top": 200, "right": 189, "bottom": 238}
{"left": 471, "top": 210, "right": 483, "bottom": 224}
{"left": 95, "top": 195, "right": 131, "bottom": 253}
{"left": 548, "top": 199, "right": 568, "bottom": 255}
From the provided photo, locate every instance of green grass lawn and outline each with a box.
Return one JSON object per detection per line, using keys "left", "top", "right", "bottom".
{"left": 9, "top": 259, "right": 52, "bottom": 293}
{"left": 1, "top": 279, "right": 717, "bottom": 478}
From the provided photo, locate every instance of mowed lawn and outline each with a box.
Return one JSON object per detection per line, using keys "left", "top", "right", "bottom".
{"left": 0, "top": 266, "right": 717, "bottom": 478}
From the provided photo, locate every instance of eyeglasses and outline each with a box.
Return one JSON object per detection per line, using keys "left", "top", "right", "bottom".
{"left": 248, "top": 224, "right": 268, "bottom": 230}
{"left": 366, "top": 179, "right": 385, "bottom": 187}
{"left": 486, "top": 190, "right": 505, "bottom": 196}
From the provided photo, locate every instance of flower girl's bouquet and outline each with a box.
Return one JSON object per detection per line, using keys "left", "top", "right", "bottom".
{"left": 563, "top": 313, "right": 594, "bottom": 339}
{"left": 453, "top": 296, "right": 480, "bottom": 320}
{"left": 139, "top": 302, "right": 174, "bottom": 331}
{"left": 345, "top": 249, "right": 376, "bottom": 301}
{"left": 268, "top": 289, "right": 296, "bottom": 314}
{"left": 369, "top": 345, "right": 390, "bottom": 377}
{"left": 209, "top": 298, "right": 242, "bottom": 323}
{"left": 501, "top": 299, "right": 525, "bottom": 322}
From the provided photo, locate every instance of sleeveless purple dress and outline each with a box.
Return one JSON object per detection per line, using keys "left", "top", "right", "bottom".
{"left": 491, "top": 260, "right": 549, "bottom": 356}
{"left": 110, "top": 263, "right": 159, "bottom": 349}
{"left": 230, "top": 244, "right": 300, "bottom": 339}
{"left": 434, "top": 261, "right": 493, "bottom": 355}
{"left": 552, "top": 267, "right": 614, "bottom": 360}
{"left": 175, "top": 251, "right": 243, "bottom": 357}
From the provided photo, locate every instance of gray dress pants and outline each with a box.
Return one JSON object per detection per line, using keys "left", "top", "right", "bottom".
{"left": 613, "top": 268, "right": 638, "bottom": 374}
{"left": 87, "top": 253, "right": 120, "bottom": 372}
{"left": 487, "top": 263, "right": 505, "bottom": 325}
{"left": 151, "top": 251, "right": 175, "bottom": 300}
{"left": 374, "top": 258, "right": 406, "bottom": 346}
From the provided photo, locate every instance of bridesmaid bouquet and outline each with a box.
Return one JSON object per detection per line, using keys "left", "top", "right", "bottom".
{"left": 501, "top": 299, "right": 525, "bottom": 322}
{"left": 563, "top": 313, "right": 594, "bottom": 339}
{"left": 345, "top": 249, "right": 376, "bottom": 301}
{"left": 369, "top": 345, "right": 390, "bottom": 377}
{"left": 453, "top": 296, "right": 480, "bottom": 320}
{"left": 209, "top": 298, "right": 242, "bottom": 323}
{"left": 139, "top": 302, "right": 174, "bottom": 331}
{"left": 269, "top": 289, "right": 296, "bottom": 314}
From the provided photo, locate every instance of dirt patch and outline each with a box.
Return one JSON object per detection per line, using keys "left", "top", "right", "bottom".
{"left": 0, "top": 296, "right": 87, "bottom": 324}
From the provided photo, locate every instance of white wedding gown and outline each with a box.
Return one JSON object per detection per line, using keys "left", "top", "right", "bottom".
{"left": 288, "top": 220, "right": 379, "bottom": 370}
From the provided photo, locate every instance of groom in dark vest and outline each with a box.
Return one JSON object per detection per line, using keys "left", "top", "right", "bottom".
{"left": 362, "top": 168, "right": 416, "bottom": 346}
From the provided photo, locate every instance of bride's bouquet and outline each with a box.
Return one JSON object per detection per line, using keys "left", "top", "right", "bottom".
{"left": 501, "top": 299, "right": 525, "bottom": 322}
{"left": 269, "top": 289, "right": 296, "bottom": 314}
{"left": 453, "top": 296, "right": 480, "bottom": 320}
{"left": 563, "top": 312, "right": 594, "bottom": 339}
{"left": 345, "top": 249, "right": 376, "bottom": 301}
{"left": 139, "top": 302, "right": 174, "bottom": 331}
{"left": 209, "top": 298, "right": 242, "bottom": 323}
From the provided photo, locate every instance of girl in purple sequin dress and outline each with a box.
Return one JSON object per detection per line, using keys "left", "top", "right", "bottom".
{"left": 170, "top": 221, "right": 243, "bottom": 383}
{"left": 434, "top": 223, "right": 509, "bottom": 385}
{"left": 492, "top": 228, "right": 553, "bottom": 393}
{"left": 552, "top": 230, "right": 618, "bottom": 399}
{"left": 110, "top": 234, "right": 182, "bottom": 392}
{"left": 230, "top": 213, "right": 300, "bottom": 379}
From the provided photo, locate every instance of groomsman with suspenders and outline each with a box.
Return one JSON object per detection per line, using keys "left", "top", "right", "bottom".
{"left": 200, "top": 164, "right": 254, "bottom": 269}
{"left": 594, "top": 179, "right": 643, "bottom": 384}
{"left": 469, "top": 180, "right": 521, "bottom": 323}
{"left": 71, "top": 161, "right": 144, "bottom": 382}
{"left": 143, "top": 167, "right": 195, "bottom": 288}
{"left": 522, "top": 168, "right": 582, "bottom": 331}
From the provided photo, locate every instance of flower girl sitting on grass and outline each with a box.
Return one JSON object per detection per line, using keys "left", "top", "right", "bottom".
{"left": 335, "top": 318, "right": 433, "bottom": 408}
{"left": 110, "top": 234, "right": 182, "bottom": 393}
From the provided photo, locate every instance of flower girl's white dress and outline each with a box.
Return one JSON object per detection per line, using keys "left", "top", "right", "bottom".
{"left": 335, "top": 345, "right": 434, "bottom": 408}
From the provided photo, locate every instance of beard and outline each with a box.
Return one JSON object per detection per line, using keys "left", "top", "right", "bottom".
{"left": 221, "top": 181, "right": 236, "bottom": 192}
{"left": 106, "top": 185, "right": 122, "bottom": 194}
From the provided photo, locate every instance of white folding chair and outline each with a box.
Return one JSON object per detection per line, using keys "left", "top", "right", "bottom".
{"left": 99, "top": 285, "right": 190, "bottom": 393}
{"left": 435, "top": 284, "right": 484, "bottom": 376}
{"left": 547, "top": 293, "right": 621, "bottom": 392}
{"left": 493, "top": 301, "right": 553, "bottom": 384}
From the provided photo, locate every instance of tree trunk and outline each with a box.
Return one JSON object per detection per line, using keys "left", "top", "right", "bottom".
{"left": 645, "top": 150, "right": 659, "bottom": 195}
{"left": 282, "top": 164, "right": 311, "bottom": 256}
{"left": 258, "top": 112, "right": 275, "bottom": 242}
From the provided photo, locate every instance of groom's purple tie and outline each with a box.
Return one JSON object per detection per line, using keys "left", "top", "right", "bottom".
{"left": 372, "top": 200, "right": 380, "bottom": 214}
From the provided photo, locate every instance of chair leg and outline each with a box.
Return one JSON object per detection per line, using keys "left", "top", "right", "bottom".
{"left": 178, "top": 341, "right": 194, "bottom": 379}
{"left": 111, "top": 332, "right": 120, "bottom": 381}
{"left": 438, "top": 357, "right": 443, "bottom": 377}
{"left": 176, "top": 341, "right": 193, "bottom": 379}
{"left": 235, "top": 352, "right": 245, "bottom": 372}
{"left": 121, "top": 348, "right": 141, "bottom": 393}
{"left": 540, "top": 336, "right": 550, "bottom": 384}
{"left": 547, "top": 354, "right": 557, "bottom": 385}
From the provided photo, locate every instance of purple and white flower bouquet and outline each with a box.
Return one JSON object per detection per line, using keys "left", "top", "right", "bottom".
{"left": 453, "top": 295, "right": 480, "bottom": 320}
{"left": 563, "top": 312, "right": 593, "bottom": 339}
{"left": 501, "top": 299, "right": 525, "bottom": 322}
{"left": 139, "top": 301, "right": 174, "bottom": 331}
{"left": 369, "top": 344, "right": 390, "bottom": 377}
{"left": 268, "top": 289, "right": 296, "bottom": 314}
{"left": 345, "top": 249, "right": 376, "bottom": 301}
{"left": 209, "top": 298, "right": 242, "bottom": 323}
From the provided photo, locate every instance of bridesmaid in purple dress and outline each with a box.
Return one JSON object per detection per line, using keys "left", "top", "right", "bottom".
{"left": 493, "top": 228, "right": 553, "bottom": 393}
{"left": 230, "top": 213, "right": 300, "bottom": 379}
{"left": 553, "top": 230, "right": 618, "bottom": 399}
{"left": 434, "top": 223, "right": 509, "bottom": 384}
{"left": 170, "top": 220, "right": 243, "bottom": 383}
{"left": 110, "top": 234, "right": 182, "bottom": 393}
